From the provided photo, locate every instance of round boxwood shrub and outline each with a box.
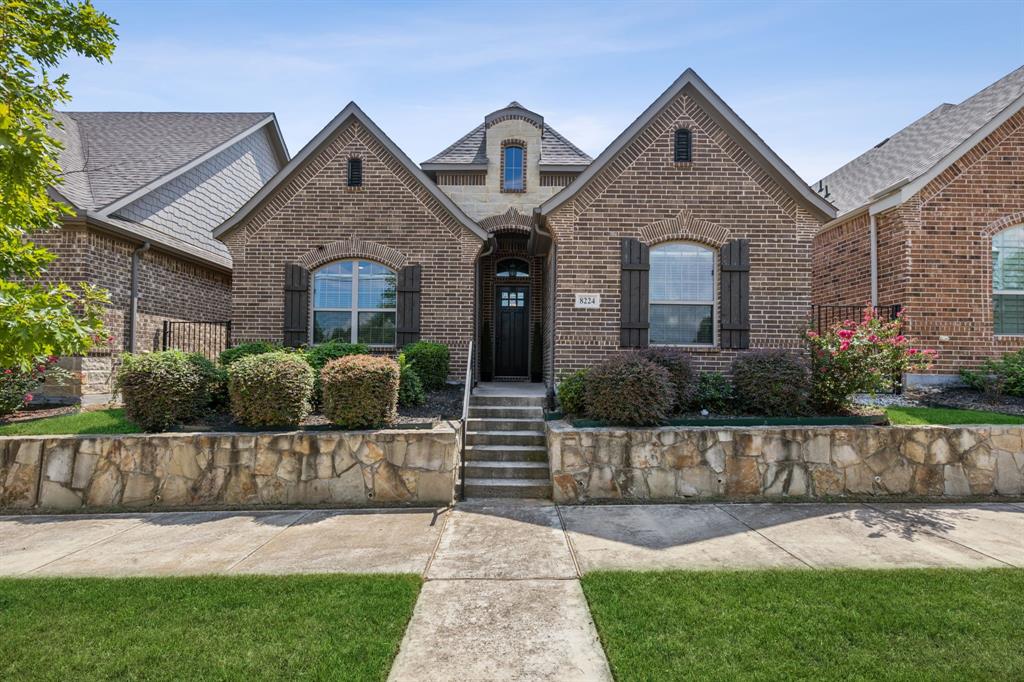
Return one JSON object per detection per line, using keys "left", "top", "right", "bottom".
{"left": 637, "top": 348, "right": 696, "bottom": 413}
{"left": 695, "top": 371, "right": 734, "bottom": 413}
{"left": 187, "top": 353, "right": 228, "bottom": 409}
{"left": 585, "top": 354, "right": 674, "bottom": 426}
{"left": 116, "top": 350, "right": 210, "bottom": 432}
{"left": 304, "top": 341, "right": 370, "bottom": 404}
{"left": 227, "top": 351, "right": 314, "bottom": 428}
{"left": 731, "top": 350, "right": 811, "bottom": 416}
{"left": 402, "top": 341, "right": 449, "bottom": 390}
{"left": 556, "top": 369, "right": 588, "bottom": 417}
{"left": 218, "top": 341, "right": 280, "bottom": 368}
{"left": 398, "top": 352, "right": 426, "bottom": 407}
{"left": 321, "top": 355, "right": 400, "bottom": 429}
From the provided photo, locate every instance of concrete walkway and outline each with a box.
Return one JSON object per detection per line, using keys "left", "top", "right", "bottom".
{"left": 3, "top": 501, "right": 1022, "bottom": 681}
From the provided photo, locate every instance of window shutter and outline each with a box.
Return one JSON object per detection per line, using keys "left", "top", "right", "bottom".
{"left": 674, "top": 128, "right": 692, "bottom": 163}
{"left": 396, "top": 264, "right": 422, "bottom": 348}
{"left": 620, "top": 238, "right": 650, "bottom": 348}
{"left": 720, "top": 239, "right": 750, "bottom": 349}
{"left": 283, "top": 263, "right": 309, "bottom": 347}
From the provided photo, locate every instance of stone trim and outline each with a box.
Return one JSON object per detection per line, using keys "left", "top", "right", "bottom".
{"left": 500, "top": 139, "right": 527, "bottom": 193}
{"left": 297, "top": 237, "right": 409, "bottom": 272}
{"left": 639, "top": 209, "right": 730, "bottom": 248}
{"left": 486, "top": 112, "right": 543, "bottom": 130}
{"left": 479, "top": 207, "right": 535, "bottom": 234}
{"left": 983, "top": 210, "right": 1024, "bottom": 237}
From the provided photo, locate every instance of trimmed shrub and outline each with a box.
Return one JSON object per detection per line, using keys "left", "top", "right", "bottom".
{"left": 0, "top": 356, "right": 59, "bottom": 418}
{"left": 731, "top": 350, "right": 811, "bottom": 416}
{"left": 304, "top": 341, "right": 369, "bottom": 403}
{"left": 398, "top": 352, "right": 426, "bottom": 407}
{"left": 695, "top": 372, "right": 734, "bottom": 413}
{"left": 556, "top": 369, "right": 588, "bottom": 417}
{"left": 116, "top": 350, "right": 209, "bottom": 431}
{"left": 403, "top": 341, "right": 449, "bottom": 390}
{"left": 227, "top": 352, "right": 314, "bottom": 428}
{"left": 321, "top": 355, "right": 400, "bottom": 429}
{"left": 585, "top": 355, "right": 674, "bottom": 425}
{"left": 187, "top": 353, "right": 228, "bottom": 409}
{"left": 960, "top": 349, "right": 1024, "bottom": 398}
{"left": 637, "top": 348, "right": 696, "bottom": 413}
{"left": 219, "top": 341, "right": 280, "bottom": 368}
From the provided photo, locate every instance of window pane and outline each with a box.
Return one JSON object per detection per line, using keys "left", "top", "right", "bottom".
{"left": 314, "top": 262, "right": 353, "bottom": 308}
{"left": 995, "top": 294, "right": 1024, "bottom": 335}
{"left": 994, "top": 226, "right": 1024, "bottom": 291}
{"left": 650, "top": 243, "right": 714, "bottom": 302}
{"left": 357, "top": 311, "right": 396, "bottom": 345}
{"left": 504, "top": 146, "right": 523, "bottom": 190}
{"left": 497, "top": 259, "right": 529, "bottom": 278}
{"left": 357, "top": 261, "right": 397, "bottom": 309}
{"left": 313, "top": 311, "right": 351, "bottom": 343}
{"left": 650, "top": 304, "right": 713, "bottom": 345}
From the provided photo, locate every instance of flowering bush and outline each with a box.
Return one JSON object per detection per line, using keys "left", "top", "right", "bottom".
{"left": 806, "top": 306, "right": 935, "bottom": 412}
{"left": 0, "top": 356, "right": 61, "bottom": 418}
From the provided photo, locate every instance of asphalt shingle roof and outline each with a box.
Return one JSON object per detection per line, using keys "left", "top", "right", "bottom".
{"left": 817, "top": 65, "right": 1024, "bottom": 213}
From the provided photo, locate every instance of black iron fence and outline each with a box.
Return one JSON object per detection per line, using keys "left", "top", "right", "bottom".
{"left": 810, "top": 304, "right": 902, "bottom": 334}
{"left": 161, "top": 320, "right": 231, "bottom": 360}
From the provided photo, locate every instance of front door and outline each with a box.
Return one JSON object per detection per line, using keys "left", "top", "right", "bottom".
{"left": 495, "top": 285, "right": 529, "bottom": 378}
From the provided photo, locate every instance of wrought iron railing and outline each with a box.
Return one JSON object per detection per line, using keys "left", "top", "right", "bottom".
{"left": 810, "top": 304, "right": 901, "bottom": 334}
{"left": 459, "top": 340, "right": 474, "bottom": 502}
{"left": 161, "top": 320, "right": 232, "bottom": 360}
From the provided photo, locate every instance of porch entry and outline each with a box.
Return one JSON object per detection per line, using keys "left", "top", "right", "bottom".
{"left": 495, "top": 284, "right": 529, "bottom": 378}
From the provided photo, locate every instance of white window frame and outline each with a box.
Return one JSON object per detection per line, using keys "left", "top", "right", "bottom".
{"left": 993, "top": 224, "right": 1024, "bottom": 337}
{"left": 648, "top": 241, "right": 717, "bottom": 348}
{"left": 310, "top": 259, "right": 397, "bottom": 347}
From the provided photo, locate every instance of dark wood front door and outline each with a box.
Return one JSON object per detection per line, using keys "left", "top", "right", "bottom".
{"left": 495, "top": 285, "right": 529, "bottom": 377}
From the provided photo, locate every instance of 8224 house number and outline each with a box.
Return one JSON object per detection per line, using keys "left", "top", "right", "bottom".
{"left": 575, "top": 293, "right": 600, "bottom": 309}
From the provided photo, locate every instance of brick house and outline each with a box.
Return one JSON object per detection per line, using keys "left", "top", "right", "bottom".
{"left": 42, "top": 112, "right": 288, "bottom": 401}
{"left": 215, "top": 68, "right": 836, "bottom": 391}
{"left": 812, "top": 66, "right": 1024, "bottom": 386}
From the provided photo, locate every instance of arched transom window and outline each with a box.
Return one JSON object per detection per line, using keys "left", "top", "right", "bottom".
{"left": 649, "top": 242, "right": 715, "bottom": 345}
{"left": 312, "top": 260, "right": 397, "bottom": 345}
{"left": 496, "top": 258, "right": 530, "bottom": 279}
{"left": 993, "top": 225, "right": 1024, "bottom": 334}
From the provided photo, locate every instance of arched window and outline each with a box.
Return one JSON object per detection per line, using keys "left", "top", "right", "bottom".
{"left": 496, "top": 258, "right": 530, "bottom": 279}
{"left": 312, "top": 260, "right": 397, "bottom": 345}
{"left": 674, "top": 128, "right": 692, "bottom": 163}
{"left": 649, "top": 242, "right": 715, "bottom": 345}
{"left": 993, "top": 225, "right": 1024, "bottom": 334}
{"left": 503, "top": 144, "right": 524, "bottom": 192}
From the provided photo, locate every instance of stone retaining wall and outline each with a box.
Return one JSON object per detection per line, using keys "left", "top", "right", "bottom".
{"left": 546, "top": 421, "right": 1024, "bottom": 503}
{"left": 0, "top": 423, "right": 460, "bottom": 510}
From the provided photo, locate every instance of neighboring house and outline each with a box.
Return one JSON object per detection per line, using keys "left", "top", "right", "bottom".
{"left": 215, "top": 68, "right": 836, "bottom": 389}
{"left": 41, "top": 112, "right": 289, "bottom": 401}
{"left": 812, "top": 66, "right": 1024, "bottom": 386}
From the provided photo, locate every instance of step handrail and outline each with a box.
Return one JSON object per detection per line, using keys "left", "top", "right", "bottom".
{"left": 459, "top": 340, "right": 473, "bottom": 501}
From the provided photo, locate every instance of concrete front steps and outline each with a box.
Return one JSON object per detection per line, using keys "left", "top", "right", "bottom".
{"left": 464, "top": 388, "right": 550, "bottom": 499}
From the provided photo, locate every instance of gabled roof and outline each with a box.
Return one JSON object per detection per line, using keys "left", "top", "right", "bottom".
{"left": 49, "top": 111, "right": 289, "bottom": 268}
{"left": 421, "top": 101, "right": 592, "bottom": 170}
{"left": 214, "top": 103, "right": 488, "bottom": 241}
{"left": 539, "top": 68, "right": 836, "bottom": 220}
{"left": 817, "top": 65, "right": 1024, "bottom": 214}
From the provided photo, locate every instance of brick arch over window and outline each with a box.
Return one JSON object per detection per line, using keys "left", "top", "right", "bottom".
{"left": 640, "top": 209, "right": 730, "bottom": 248}
{"left": 983, "top": 210, "right": 1024, "bottom": 237}
{"left": 298, "top": 238, "right": 408, "bottom": 272}
{"left": 500, "top": 139, "right": 527, "bottom": 193}
{"left": 478, "top": 207, "right": 535, "bottom": 235}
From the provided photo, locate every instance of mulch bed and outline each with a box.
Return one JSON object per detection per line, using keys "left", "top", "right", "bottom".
{"left": 919, "top": 387, "right": 1024, "bottom": 416}
{"left": 2, "top": 404, "right": 78, "bottom": 424}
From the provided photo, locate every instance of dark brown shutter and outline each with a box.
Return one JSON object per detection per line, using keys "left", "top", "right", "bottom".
{"left": 620, "top": 238, "right": 650, "bottom": 348}
{"left": 720, "top": 239, "right": 750, "bottom": 349}
{"left": 396, "top": 264, "right": 421, "bottom": 348}
{"left": 283, "top": 263, "right": 309, "bottom": 347}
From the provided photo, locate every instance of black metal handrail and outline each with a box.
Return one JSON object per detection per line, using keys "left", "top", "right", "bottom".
{"left": 810, "top": 304, "right": 901, "bottom": 333}
{"left": 161, "top": 320, "right": 232, "bottom": 360}
{"left": 459, "top": 341, "right": 475, "bottom": 503}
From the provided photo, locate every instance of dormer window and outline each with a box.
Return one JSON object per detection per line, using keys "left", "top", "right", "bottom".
{"left": 347, "top": 158, "right": 363, "bottom": 187}
{"left": 502, "top": 143, "right": 524, "bottom": 192}
{"left": 673, "top": 128, "right": 692, "bottom": 163}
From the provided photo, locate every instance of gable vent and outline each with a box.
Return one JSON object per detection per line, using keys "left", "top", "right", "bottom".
{"left": 347, "top": 158, "right": 363, "bottom": 187}
{"left": 673, "top": 128, "right": 692, "bottom": 163}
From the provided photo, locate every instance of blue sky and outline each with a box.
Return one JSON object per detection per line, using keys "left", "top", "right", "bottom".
{"left": 60, "top": 0, "right": 1023, "bottom": 182}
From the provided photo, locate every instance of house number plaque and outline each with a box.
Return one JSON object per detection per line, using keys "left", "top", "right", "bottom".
{"left": 575, "top": 293, "right": 600, "bottom": 309}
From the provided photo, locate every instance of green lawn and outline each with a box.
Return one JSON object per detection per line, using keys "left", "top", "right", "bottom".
{"left": 0, "top": 408, "right": 140, "bottom": 436}
{"left": 885, "top": 406, "right": 1024, "bottom": 425}
{"left": 582, "top": 569, "right": 1024, "bottom": 682}
{"left": 0, "top": 574, "right": 420, "bottom": 681}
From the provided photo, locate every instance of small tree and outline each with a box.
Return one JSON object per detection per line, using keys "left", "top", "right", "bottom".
{"left": 1, "top": 0, "right": 118, "bottom": 369}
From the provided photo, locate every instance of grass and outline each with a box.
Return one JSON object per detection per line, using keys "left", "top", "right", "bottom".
{"left": 0, "top": 574, "right": 420, "bottom": 681}
{"left": 885, "top": 406, "right": 1024, "bottom": 425}
{"left": 582, "top": 569, "right": 1024, "bottom": 682}
{"left": 0, "top": 408, "right": 140, "bottom": 436}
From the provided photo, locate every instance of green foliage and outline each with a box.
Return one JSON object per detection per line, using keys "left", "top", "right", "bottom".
{"left": 695, "top": 372, "right": 734, "bottom": 413}
{"left": 1, "top": 0, "right": 118, "bottom": 369}
{"left": 218, "top": 341, "right": 280, "bottom": 367}
{"left": 960, "top": 349, "right": 1024, "bottom": 398}
{"left": 304, "top": 341, "right": 369, "bottom": 404}
{"left": 321, "top": 355, "right": 400, "bottom": 429}
{"left": 585, "top": 355, "right": 674, "bottom": 425}
{"left": 187, "top": 353, "right": 227, "bottom": 409}
{"left": 885, "top": 406, "right": 1024, "bottom": 426}
{"left": 402, "top": 341, "right": 448, "bottom": 390}
{"left": 115, "top": 351, "right": 209, "bottom": 432}
{"left": 397, "top": 352, "right": 426, "bottom": 407}
{"left": 637, "top": 348, "right": 696, "bottom": 413}
{"left": 556, "top": 369, "right": 588, "bottom": 417}
{"left": 732, "top": 350, "right": 811, "bottom": 416}
{"left": 227, "top": 352, "right": 313, "bottom": 428}
{"left": 0, "top": 407, "right": 140, "bottom": 435}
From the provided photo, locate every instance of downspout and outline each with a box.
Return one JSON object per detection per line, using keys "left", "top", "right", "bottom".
{"left": 129, "top": 242, "right": 151, "bottom": 353}
{"left": 869, "top": 215, "right": 878, "bottom": 307}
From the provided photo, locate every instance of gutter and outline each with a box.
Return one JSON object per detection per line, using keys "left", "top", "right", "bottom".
{"left": 129, "top": 242, "right": 151, "bottom": 353}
